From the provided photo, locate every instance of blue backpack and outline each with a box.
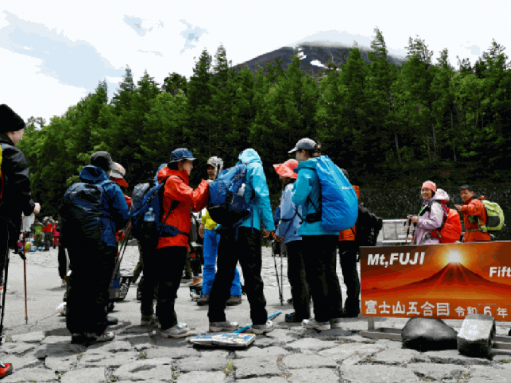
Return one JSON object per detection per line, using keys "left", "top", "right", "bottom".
{"left": 208, "top": 162, "right": 255, "bottom": 226}
{"left": 59, "top": 179, "right": 114, "bottom": 250}
{"left": 131, "top": 177, "right": 189, "bottom": 249}
{"left": 306, "top": 156, "right": 358, "bottom": 232}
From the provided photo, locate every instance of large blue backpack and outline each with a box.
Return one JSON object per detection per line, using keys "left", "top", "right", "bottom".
{"left": 131, "top": 176, "right": 189, "bottom": 249}
{"left": 306, "top": 156, "right": 358, "bottom": 232}
{"left": 208, "top": 162, "right": 255, "bottom": 226}
{"left": 59, "top": 179, "right": 114, "bottom": 250}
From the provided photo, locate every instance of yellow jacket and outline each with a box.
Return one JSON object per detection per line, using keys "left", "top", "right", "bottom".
{"left": 201, "top": 209, "right": 217, "bottom": 231}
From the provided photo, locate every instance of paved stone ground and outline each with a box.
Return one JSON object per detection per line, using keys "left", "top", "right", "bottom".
{"left": 4, "top": 245, "right": 511, "bottom": 382}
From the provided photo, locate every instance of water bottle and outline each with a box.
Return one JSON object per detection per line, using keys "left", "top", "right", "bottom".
{"left": 144, "top": 207, "right": 155, "bottom": 222}
{"left": 237, "top": 183, "right": 246, "bottom": 197}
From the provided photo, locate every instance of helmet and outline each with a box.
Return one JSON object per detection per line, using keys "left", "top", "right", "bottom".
{"left": 168, "top": 148, "right": 196, "bottom": 163}
{"left": 206, "top": 156, "right": 223, "bottom": 169}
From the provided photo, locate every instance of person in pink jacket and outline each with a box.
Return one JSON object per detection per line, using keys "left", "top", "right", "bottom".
{"left": 52, "top": 221, "right": 60, "bottom": 249}
{"left": 407, "top": 181, "right": 450, "bottom": 245}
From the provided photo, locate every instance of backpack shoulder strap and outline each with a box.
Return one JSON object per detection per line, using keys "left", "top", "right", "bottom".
{"left": 160, "top": 176, "right": 180, "bottom": 224}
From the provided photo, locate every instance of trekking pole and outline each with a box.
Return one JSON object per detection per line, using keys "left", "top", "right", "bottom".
{"left": 280, "top": 243, "right": 284, "bottom": 305}
{"left": 271, "top": 237, "right": 283, "bottom": 305}
{"left": 23, "top": 257, "right": 28, "bottom": 325}
{"left": 234, "top": 311, "right": 282, "bottom": 333}
{"left": 0, "top": 240, "right": 11, "bottom": 344}
{"left": 404, "top": 218, "right": 412, "bottom": 245}
{"left": 110, "top": 223, "right": 132, "bottom": 284}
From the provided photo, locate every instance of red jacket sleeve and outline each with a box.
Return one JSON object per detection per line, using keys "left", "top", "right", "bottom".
{"left": 165, "top": 177, "right": 209, "bottom": 212}
{"left": 461, "top": 199, "right": 485, "bottom": 217}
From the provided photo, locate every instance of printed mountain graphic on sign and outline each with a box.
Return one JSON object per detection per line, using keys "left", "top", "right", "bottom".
{"left": 363, "top": 263, "right": 511, "bottom": 299}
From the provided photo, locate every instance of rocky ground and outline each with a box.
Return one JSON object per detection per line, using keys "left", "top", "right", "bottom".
{"left": 2, "top": 244, "right": 511, "bottom": 382}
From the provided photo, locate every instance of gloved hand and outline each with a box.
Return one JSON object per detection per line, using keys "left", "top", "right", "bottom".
{"left": 18, "top": 248, "right": 26, "bottom": 260}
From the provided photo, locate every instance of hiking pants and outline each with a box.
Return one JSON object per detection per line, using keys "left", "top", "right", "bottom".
{"left": 140, "top": 242, "right": 158, "bottom": 317}
{"left": 337, "top": 240, "right": 360, "bottom": 314}
{"left": 57, "top": 245, "right": 68, "bottom": 280}
{"left": 202, "top": 229, "right": 242, "bottom": 296}
{"left": 132, "top": 241, "right": 144, "bottom": 284}
{"left": 154, "top": 246, "right": 187, "bottom": 330}
{"left": 35, "top": 233, "right": 43, "bottom": 247}
{"left": 66, "top": 246, "right": 116, "bottom": 335}
{"left": 0, "top": 222, "right": 10, "bottom": 288}
{"left": 208, "top": 227, "right": 268, "bottom": 325}
{"left": 53, "top": 235, "right": 60, "bottom": 247}
{"left": 301, "top": 235, "right": 343, "bottom": 323}
{"left": 286, "top": 240, "right": 311, "bottom": 320}
{"left": 43, "top": 232, "right": 53, "bottom": 250}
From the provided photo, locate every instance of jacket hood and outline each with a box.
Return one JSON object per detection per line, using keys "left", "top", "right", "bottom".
{"left": 79, "top": 165, "right": 110, "bottom": 183}
{"left": 426, "top": 188, "right": 450, "bottom": 203}
{"left": 293, "top": 158, "right": 318, "bottom": 173}
{"left": 157, "top": 165, "right": 189, "bottom": 184}
{"left": 238, "top": 149, "right": 261, "bottom": 165}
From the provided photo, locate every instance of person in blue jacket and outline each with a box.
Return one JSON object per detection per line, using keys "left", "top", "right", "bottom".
{"left": 61, "top": 151, "right": 130, "bottom": 344}
{"left": 273, "top": 159, "right": 311, "bottom": 323}
{"left": 208, "top": 148, "right": 276, "bottom": 334}
{"left": 290, "top": 138, "right": 344, "bottom": 331}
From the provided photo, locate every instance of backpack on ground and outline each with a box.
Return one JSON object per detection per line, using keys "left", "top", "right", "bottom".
{"left": 353, "top": 203, "right": 383, "bottom": 247}
{"left": 59, "top": 179, "right": 114, "bottom": 249}
{"left": 131, "top": 177, "right": 189, "bottom": 250}
{"left": 429, "top": 202, "right": 462, "bottom": 243}
{"left": 307, "top": 156, "right": 358, "bottom": 232}
{"left": 207, "top": 161, "right": 255, "bottom": 226}
{"left": 467, "top": 199, "right": 505, "bottom": 233}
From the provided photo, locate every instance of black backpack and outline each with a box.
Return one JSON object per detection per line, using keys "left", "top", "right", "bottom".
{"left": 354, "top": 203, "right": 383, "bottom": 247}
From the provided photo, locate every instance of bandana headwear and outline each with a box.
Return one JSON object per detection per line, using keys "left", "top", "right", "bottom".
{"left": 422, "top": 181, "right": 437, "bottom": 193}
{"left": 273, "top": 159, "right": 298, "bottom": 179}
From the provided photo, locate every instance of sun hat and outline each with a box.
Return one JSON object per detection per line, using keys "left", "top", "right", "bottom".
{"left": 273, "top": 159, "right": 299, "bottom": 179}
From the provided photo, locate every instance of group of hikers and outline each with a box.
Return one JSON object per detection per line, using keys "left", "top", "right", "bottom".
{"left": 0, "top": 102, "right": 501, "bottom": 379}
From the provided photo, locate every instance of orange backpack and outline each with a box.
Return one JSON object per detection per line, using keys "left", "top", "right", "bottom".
{"left": 430, "top": 203, "right": 462, "bottom": 243}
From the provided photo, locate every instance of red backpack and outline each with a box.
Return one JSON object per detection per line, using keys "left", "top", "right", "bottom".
{"left": 430, "top": 202, "right": 462, "bottom": 243}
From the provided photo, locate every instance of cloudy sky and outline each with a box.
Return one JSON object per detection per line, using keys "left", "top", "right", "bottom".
{"left": 1, "top": 0, "right": 510, "bottom": 125}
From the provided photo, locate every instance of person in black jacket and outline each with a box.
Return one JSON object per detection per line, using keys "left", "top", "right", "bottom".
{"left": 0, "top": 104, "right": 41, "bottom": 379}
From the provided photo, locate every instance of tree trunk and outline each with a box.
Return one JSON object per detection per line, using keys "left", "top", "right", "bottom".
{"left": 425, "top": 135, "right": 432, "bottom": 161}
{"left": 394, "top": 131, "right": 403, "bottom": 168}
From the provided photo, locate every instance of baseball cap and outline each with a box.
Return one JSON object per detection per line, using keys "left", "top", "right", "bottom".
{"left": 169, "top": 148, "right": 196, "bottom": 163}
{"left": 90, "top": 151, "right": 115, "bottom": 172}
{"left": 288, "top": 138, "right": 317, "bottom": 153}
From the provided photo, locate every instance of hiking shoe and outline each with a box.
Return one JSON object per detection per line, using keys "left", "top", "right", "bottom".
{"left": 247, "top": 320, "right": 274, "bottom": 334}
{"left": 106, "top": 316, "right": 118, "bottom": 326}
{"left": 285, "top": 312, "right": 309, "bottom": 323}
{"left": 0, "top": 362, "right": 13, "bottom": 379}
{"left": 197, "top": 295, "right": 210, "bottom": 306}
{"left": 330, "top": 318, "right": 344, "bottom": 329}
{"left": 141, "top": 314, "right": 159, "bottom": 326}
{"left": 161, "top": 323, "right": 192, "bottom": 338}
{"left": 226, "top": 295, "right": 242, "bottom": 306}
{"left": 87, "top": 332, "right": 115, "bottom": 344}
{"left": 287, "top": 298, "right": 293, "bottom": 305}
{"left": 71, "top": 333, "right": 87, "bottom": 344}
{"left": 302, "top": 319, "right": 331, "bottom": 331}
{"left": 61, "top": 280, "right": 66, "bottom": 288}
{"left": 209, "top": 321, "right": 240, "bottom": 332}
{"left": 189, "top": 277, "right": 202, "bottom": 287}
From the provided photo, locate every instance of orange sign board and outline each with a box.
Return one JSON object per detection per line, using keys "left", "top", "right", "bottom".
{"left": 360, "top": 242, "right": 511, "bottom": 322}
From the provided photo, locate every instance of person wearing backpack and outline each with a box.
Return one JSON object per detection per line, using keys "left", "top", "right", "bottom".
{"left": 60, "top": 151, "right": 130, "bottom": 345}
{"left": 153, "top": 149, "right": 209, "bottom": 338}
{"left": 33, "top": 220, "right": 44, "bottom": 249}
{"left": 207, "top": 148, "right": 275, "bottom": 334}
{"left": 407, "top": 181, "right": 452, "bottom": 245}
{"left": 454, "top": 185, "right": 492, "bottom": 243}
{"left": 273, "top": 159, "right": 311, "bottom": 323}
{"left": 198, "top": 157, "right": 243, "bottom": 307}
{"left": 290, "top": 138, "right": 345, "bottom": 331}
{"left": 0, "top": 104, "right": 41, "bottom": 379}
{"left": 42, "top": 217, "right": 53, "bottom": 252}
{"left": 337, "top": 169, "right": 361, "bottom": 318}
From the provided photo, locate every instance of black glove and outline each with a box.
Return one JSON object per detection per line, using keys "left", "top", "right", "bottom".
{"left": 18, "top": 248, "right": 26, "bottom": 260}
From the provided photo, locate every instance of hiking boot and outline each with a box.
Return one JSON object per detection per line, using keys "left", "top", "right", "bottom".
{"left": 209, "top": 321, "right": 240, "bottom": 332}
{"left": 61, "top": 279, "right": 66, "bottom": 288}
{"left": 341, "top": 308, "right": 360, "bottom": 318}
{"left": 71, "top": 333, "right": 87, "bottom": 344}
{"left": 87, "top": 332, "right": 115, "bottom": 344}
{"left": 106, "top": 316, "right": 118, "bottom": 326}
{"left": 197, "top": 295, "right": 210, "bottom": 306}
{"left": 226, "top": 295, "right": 242, "bottom": 306}
{"left": 247, "top": 320, "right": 274, "bottom": 334}
{"left": 287, "top": 298, "right": 293, "bottom": 305}
{"left": 161, "top": 323, "right": 192, "bottom": 338}
{"left": 330, "top": 318, "right": 344, "bottom": 329}
{"left": 189, "top": 277, "right": 202, "bottom": 287}
{"left": 141, "top": 314, "right": 159, "bottom": 327}
{"left": 285, "top": 312, "right": 309, "bottom": 323}
{"left": 0, "top": 362, "right": 13, "bottom": 379}
{"left": 302, "top": 319, "right": 331, "bottom": 331}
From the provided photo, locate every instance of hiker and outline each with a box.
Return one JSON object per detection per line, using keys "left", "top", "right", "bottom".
{"left": 42, "top": 217, "right": 53, "bottom": 251}
{"left": 290, "top": 138, "right": 344, "bottom": 331}
{"left": 198, "top": 156, "right": 242, "bottom": 307}
{"left": 33, "top": 219, "right": 43, "bottom": 248}
{"left": 273, "top": 159, "right": 311, "bottom": 323}
{"left": 52, "top": 220, "right": 60, "bottom": 250}
{"left": 454, "top": 185, "right": 491, "bottom": 243}
{"left": 0, "top": 104, "right": 41, "bottom": 378}
{"left": 55, "top": 219, "right": 68, "bottom": 287}
{"left": 337, "top": 169, "right": 361, "bottom": 318}
{"left": 407, "top": 181, "right": 450, "bottom": 245}
{"left": 60, "top": 151, "right": 130, "bottom": 344}
{"left": 208, "top": 148, "right": 275, "bottom": 334}
{"left": 154, "top": 148, "right": 209, "bottom": 338}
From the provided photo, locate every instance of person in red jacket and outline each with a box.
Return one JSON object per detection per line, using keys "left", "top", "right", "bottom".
{"left": 154, "top": 148, "right": 209, "bottom": 338}
{"left": 42, "top": 217, "right": 53, "bottom": 252}
{"left": 337, "top": 169, "right": 361, "bottom": 318}
{"left": 52, "top": 220, "right": 60, "bottom": 250}
{"left": 454, "top": 185, "right": 491, "bottom": 243}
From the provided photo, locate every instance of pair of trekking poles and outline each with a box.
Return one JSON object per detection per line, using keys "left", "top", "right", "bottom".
{"left": 270, "top": 234, "right": 285, "bottom": 306}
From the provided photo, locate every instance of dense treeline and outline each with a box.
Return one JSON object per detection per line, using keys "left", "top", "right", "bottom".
{"left": 18, "top": 28, "right": 511, "bottom": 218}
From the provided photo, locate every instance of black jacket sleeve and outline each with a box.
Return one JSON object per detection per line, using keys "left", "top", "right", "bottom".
{"left": 2, "top": 144, "right": 35, "bottom": 216}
